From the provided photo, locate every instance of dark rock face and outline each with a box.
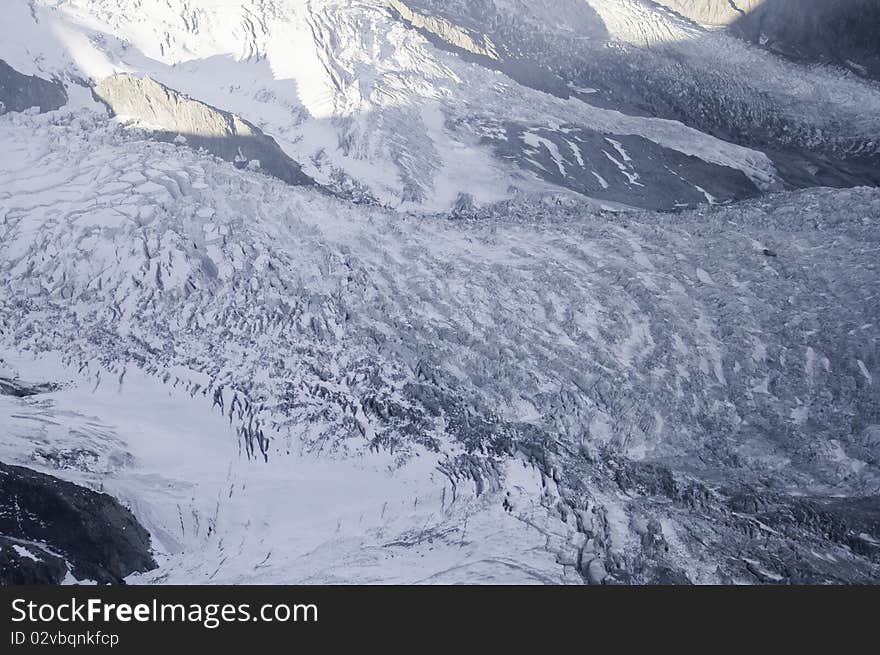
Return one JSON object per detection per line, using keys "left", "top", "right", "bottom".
{"left": 0, "top": 59, "right": 67, "bottom": 114}
{"left": 0, "top": 462, "right": 156, "bottom": 584}
{"left": 0, "top": 537, "right": 69, "bottom": 585}
{"left": 730, "top": 0, "right": 880, "bottom": 79}
{"left": 0, "top": 376, "right": 59, "bottom": 397}
{"left": 392, "top": 1, "right": 880, "bottom": 199}
{"left": 479, "top": 122, "right": 759, "bottom": 210}
{"left": 654, "top": 0, "right": 880, "bottom": 78}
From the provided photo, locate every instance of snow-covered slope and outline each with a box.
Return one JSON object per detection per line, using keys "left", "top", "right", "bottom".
{"left": 5, "top": 0, "right": 879, "bottom": 212}
{"left": 403, "top": 0, "right": 880, "bottom": 186}
{"left": 1, "top": 1, "right": 879, "bottom": 585}
{"left": 655, "top": 0, "right": 880, "bottom": 79}
{"left": 2, "top": 107, "right": 878, "bottom": 583}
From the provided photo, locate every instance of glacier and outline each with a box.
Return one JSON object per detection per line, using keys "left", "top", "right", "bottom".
{"left": 0, "top": 1, "right": 879, "bottom": 584}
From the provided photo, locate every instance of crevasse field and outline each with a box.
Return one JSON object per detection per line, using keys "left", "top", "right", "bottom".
{"left": 1, "top": 0, "right": 879, "bottom": 584}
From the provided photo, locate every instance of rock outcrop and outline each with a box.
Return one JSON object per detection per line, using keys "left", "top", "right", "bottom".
{"left": 656, "top": 0, "right": 880, "bottom": 78}
{"left": 388, "top": 0, "right": 499, "bottom": 60}
{"left": 0, "top": 462, "right": 156, "bottom": 584}
{"left": 653, "top": 0, "right": 762, "bottom": 27}
{"left": 93, "top": 74, "right": 315, "bottom": 186}
{"left": 0, "top": 376, "right": 59, "bottom": 397}
{"left": 730, "top": 0, "right": 880, "bottom": 78}
{"left": 0, "top": 59, "right": 66, "bottom": 114}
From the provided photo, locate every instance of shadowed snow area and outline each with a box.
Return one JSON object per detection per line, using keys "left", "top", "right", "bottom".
{"left": 1, "top": 108, "right": 879, "bottom": 583}
{"left": 657, "top": 0, "right": 880, "bottom": 79}
{"left": 400, "top": 0, "right": 880, "bottom": 191}
{"left": 0, "top": 59, "right": 67, "bottom": 115}
{"left": 5, "top": 0, "right": 880, "bottom": 212}
{"left": 1, "top": 1, "right": 879, "bottom": 585}
{"left": 93, "top": 74, "right": 316, "bottom": 187}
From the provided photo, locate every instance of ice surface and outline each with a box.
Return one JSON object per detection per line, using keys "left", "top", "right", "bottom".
{"left": 1, "top": 107, "right": 878, "bottom": 583}
{"left": 1, "top": 1, "right": 879, "bottom": 585}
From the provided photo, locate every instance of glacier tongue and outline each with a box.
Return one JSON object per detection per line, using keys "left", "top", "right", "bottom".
{"left": 0, "top": 350, "right": 574, "bottom": 584}
{"left": 1, "top": 105, "right": 879, "bottom": 583}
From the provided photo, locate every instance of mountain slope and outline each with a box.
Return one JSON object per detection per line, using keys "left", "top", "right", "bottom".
{"left": 1, "top": 107, "right": 878, "bottom": 583}
{"left": 1, "top": 0, "right": 879, "bottom": 585}
{"left": 6, "top": 0, "right": 879, "bottom": 212}
{"left": 656, "top": 0, "right": 880, "bottom": 79}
